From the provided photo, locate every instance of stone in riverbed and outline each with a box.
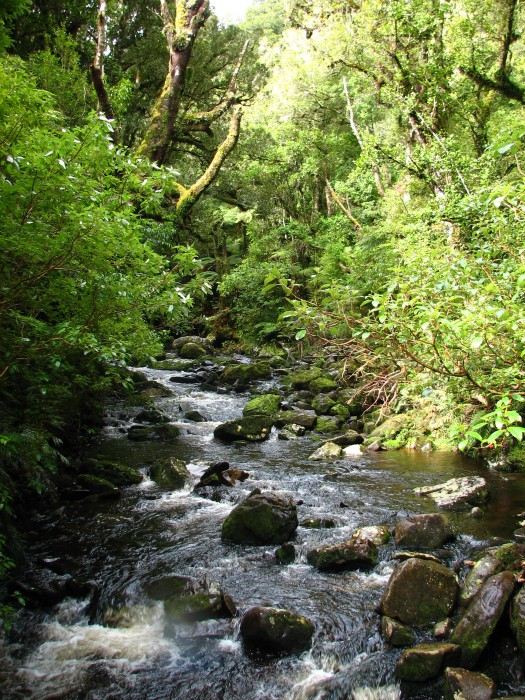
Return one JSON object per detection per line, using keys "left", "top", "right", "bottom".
{"left": 221, "top": 491, "right": 298, "bottom": 545}
{"left": 450, "top": 570, "right": 516, "bottom": 667}
{"left": 240, "top": 606, "right": 315, "bottom": 654}
{"left": 243, "top": 393, "right": 280, "bottom": 417}
{"left": 396, "top": 642, "right": 461, "bottom": 682}
{"left": 381, "top": 616, "right": 415, "bottom": 646}
{"left": 127, "top": 423, "right": 180, "bottom": 441}
{"left": 309, "top": 442, "right": 342, "bottom": 460}
{"left": 150, "top": 458, "right": 189, "bottom": 489}
{"left": 275, "top": 410, "right": 317, "bottom": 430}
{"left": 444, "top": 667, "right": 495, "bottom": 700}
{"left": 315, "top": 416, "right": 343, "bottom": 433}
{"left": 353, "top": 525, "right": 391, "bottom": 545}
{"left": 307, "top": 538, "right": 378, "bottom": 572}
{"left": 395, "top": 513, "right": 455, "bottom": 549}
{"left": 460, "top": 554, "right": 504, "bottom": 607}
{"left": 380, "top": 558, "right": 458, "bottom": 626}
{"left": 214, "top": 415, "right": 273, "bottom": 442}
{"left": 414, "top": 476, "right": 490, "bottom": 511}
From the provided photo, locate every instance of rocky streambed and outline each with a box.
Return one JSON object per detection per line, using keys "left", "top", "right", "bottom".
{"left": 2, "top": 340, "right": 525, "bottom": 699}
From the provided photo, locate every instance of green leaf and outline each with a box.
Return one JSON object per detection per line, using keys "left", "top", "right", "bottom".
{"left": 485, "top": 429, "right": 504, "bottom": 444}
{"left": 508, "top": 426, "right": 525, "bottom": 441}
{"left": 465, "top": 430, "right": 483, "bottom": 441}
{"left": 471, "top": 336, "right": 483, "bottom": 349}
{"left": 458, "top": 439, "right": 469, "bottom": 451}
{"left": 295, "top": 329, "right": 307, "bottom": 340}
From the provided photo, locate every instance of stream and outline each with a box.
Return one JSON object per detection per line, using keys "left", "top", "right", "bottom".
{"left": 2, "top": 359, "right": 525, "bottom": 699}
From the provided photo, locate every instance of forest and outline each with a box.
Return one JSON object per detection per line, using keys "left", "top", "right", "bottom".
{"left": 1, "top": 1, "right": 525, "bottom": 695}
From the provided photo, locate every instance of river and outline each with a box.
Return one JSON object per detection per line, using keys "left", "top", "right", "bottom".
{"left": 1, "top": 360, "right": 525, "bottom": 699}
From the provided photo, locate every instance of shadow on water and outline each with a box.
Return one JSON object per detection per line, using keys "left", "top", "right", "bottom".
{"left": 2, "top": 365, "right": 525, "bottom": 699}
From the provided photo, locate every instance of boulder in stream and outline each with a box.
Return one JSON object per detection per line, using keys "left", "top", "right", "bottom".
{"left": 214, "top": 416, "right": 273, "bottom": 442}
{"left": 511, "top": 584, "right": 525, "bottom": 653}
{"left": 240, "top": 606, "right": 315, "bottom": 654}
{"left": 127, "top": 423, "right": 180, "bottom": 441}
{"left": 460, "top": 553, "right": 504, "bottom": 607}
{"left": 381, "top": 616, "right": 415, "bottom": 646}
{"left": 275, "top": 409, "right": 317, "bottom": 430}
{"left": 444, "top": 667, "right": 495, "bottom": 700}
{"left": 243, "top": 393, "right": 280, "bottom": 418}
{"left": 307, "top": 537, "right": 378, "bottom": 571}
{"left": 309, "top": 442, "right": 342, "bottom": 460}
{"left": 450, "top": 570, "right": 516, "bottom": 667}
{"left": 150, "top": 458, "right": 190, "bottom": 489}
{"left": 396, "top": 642, "right": 461, "bottom": 682}
{"left": 221, "top": 491, "right": 298, "bottom": 545}
{"left": 395, "top": 513, "right": 455, "bottom": 549}
{"left": 380, "top": 557, "right": 458, "bottom": 626}
{"left": 414, "top": 476, "right": 490, "bottom": 511}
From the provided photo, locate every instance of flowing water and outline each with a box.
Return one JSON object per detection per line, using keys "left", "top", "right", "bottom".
{"left": 2, "top": 361, "right": 525, "bottom": 699}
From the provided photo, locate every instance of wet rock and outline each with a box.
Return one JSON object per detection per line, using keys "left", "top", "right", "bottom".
{"left": 434, "top": 617, "right": 453, "bottom": 639}
{"left": 381, "top": 616, "right": 415, "bottom": 646}
{"left": 150, "top": 458, "right": 189, "bottom": 489}
{"left": 184, "top": 409, "right": 208, "bottom": 422}
{"left": 179, "top": 342, "right": 207, "bottom": 359}
{"left": 220, "top": 362, "right": 272, "bottom": 385}
{"left": 471, "top": 506, "right": 485, "bottom": 519}
{"left": 395, "top": 513, "right": 455, "bottom": 549}
{"left": 278, "top": 423, "right": 306, "bottom": 441}
{"left": 221, "top": 491, "right": 298, "bottom": 545}
{"left": 380, "top": 558, "right": 458, "bottom": 626}
{"left": 214, "top": 416, "right": 273, "bottom": 442}
{"left": 145, "top": 575, "right": 196, "bottom": 601}
{"left": 243, "top": 393, "right": 280, "bottom": 418}
{"left": 300, "top": 518, "right": 336, "bottom": 529}
{"left": 353, "top": 525, "right": 390, "bottom": 545}
{"left": 285, "top": 367, "right": 323, "bottom": 390}
{"left": 307, "top": 538, "right": 378, "bottom": 572}
{"left": 312, "top": 394, "right": 336, "bottom": 415}
{"left": 79, "top": 458, "right": 143, "bottom": 486}
{"left": 396, "top": 642, "right": 461, "bottom": 682}
{"left": 308, "top": 442, "right": 342, "bottom": 460}
{"left": 491, "top": 542, "right": 525, "bottom": 570}
{"left": 240, "top": 606, "right": 315, "bottom": 654}
{"left": 460, "top": 554, "right": 505, "bottom": 607}
{"left": 77, "top": 474, "right": 120, "bottom": 498}
{"left": 392, "top": 551, "right": 442, "bottom": 564}
{"left": 366, "top": 441, "right": 382, "bottom": 451}
{"left": 450, "top": 571, "right": 516, "bottom": 667}
{"left": 309, "top": 376, "right": 338, "bottom": 394}
{"left": 135, "top": 408, "right": 170, "bottom": 424}
{"left": 127, "top": 423, "right": 180, "bottom": 441}
{"left": 275, "top": 543, "right": 296, "bottom": 564}
{"left": 332, "top": 430, "right": 364, "bottom": 446}
{"left": 275, "top": 410, "right": 317, "bottom": 430}
{"left": 164, "top": 582, "right": 232, "bottom": 622}
{"left": 444, "top": 667, "right": 495, "bottom": 700}
{"left": 169, "top": 373, "right": 203, "bottom": 384}
{"left": 315, "top": 416, "right": 343, "bottom": 433}
{"left": 196, "top": 466, "right": 249, "bottom": 489}
{"left": 511, "top": 585, "right": 525, "bottom": 653}
{"left": 172, "top": 335, "right": 214, "bottom": 356}
{"left": 414, "top": 476, "right": 490, "bottom": 511}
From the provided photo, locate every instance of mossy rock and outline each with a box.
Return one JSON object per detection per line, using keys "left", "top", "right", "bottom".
{"left": 220, "top": 362, "right": 272, "bottom": 385}
{"left": 285, "top": 367, "right": 323, "bottom": 390}
{"left": 309, "top": 376, "right": 338, "bottom": 394}
{"left": 243, "top": 393, "right": 280, "bottom": 417}
{"left": 77, "top": 474, "right": 119, "bottom": 497}
{"left": 179, "top": 342, "right": 207, "bottom": 359}
{"left": 221, "top": 491, "right": 298, "bottom": 545}
{"left": 240, "top": 606, "right": 314, "bottom": 654}
{"left": 214, "top": 415, "right": 273, "bottom": 442}
{"left": 300, "top": 518, "right": 336, "bottom": 529}
{"left": 150, "top": 459, "right": 189, "bottom": 489}
{"left": 396, "top": 642, "right": 461, "bottom": 682}
{"left": 315, "top": 416, "right": 343, "bottom": 433}
{"left": 505, "top": 443, "right": 525, "bottom": 472}
{"left": 84, "top": 458, "right": 142, "bottom": 487}
{"left": 135, "top": 408, "right": 170, "bottom": 424}
{"left": 492, "top": 542, "right": 525, "bottom": 570}
{"left": 127, "top": 424, "right": 180, "bottom": 441}
{"left": 164, "top": 592, "right": 226, "bottom": 621}
{"left": 275, "top": 410, "right": 317, "bottom": 430}
{"left": 307, "top": 538, "right": 378, "bottom": 571}
{"left": 312, "top": 394, "right": 336, "bottom": 415}
{"left": 366, "top": 413, "right": 413, "bottom": 445}
{"left": 152, "top": 359, "right": 197, "bottom": 371}
{"left": 380, "top": 558, "right": 458, "bottom": 626}
{"left": 144, "top": 575, "right": 195, "bottom": 601}
{"left": 329, "top": 403, "right": 350, "bottom": 421}
{"left": 511, "top": 585, "right": 525, "bottom": 653}
{"left": 275, "top": 543, "right": 296, "bottom": 564}
{"left": 381, "top": 616, "right": 415, "bottom": 647}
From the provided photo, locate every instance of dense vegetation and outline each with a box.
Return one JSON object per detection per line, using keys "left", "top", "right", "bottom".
{"left": 1, "top": 0, "right": 525, "bottom": 601}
